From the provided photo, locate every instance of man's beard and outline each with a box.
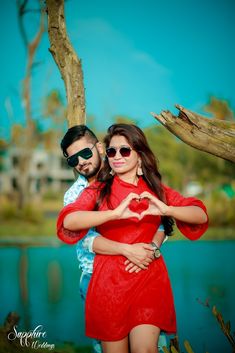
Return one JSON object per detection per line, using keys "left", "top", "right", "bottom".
{"left": 78, "top": 157, "right": 102, "bottom": 180}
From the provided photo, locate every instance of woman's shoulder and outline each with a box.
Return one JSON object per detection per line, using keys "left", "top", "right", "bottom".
{"left": 87, "top": 180, "right": 103, "bottom": 188}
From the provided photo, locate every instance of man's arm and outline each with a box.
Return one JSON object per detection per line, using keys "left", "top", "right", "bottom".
{"left": 63, "top": 183, "right": 158, "bottom": 271}
{"left": 93, "top": 224, "right": 167, "bottom": 273}
{"left": 124, "top": 225, "right": 166, "bottom": 273}
{"left": 92, "top": 236, "right": 154, "bottom": 270}
{"left": 152, "top": 224, "right": 166, "bottom": 248}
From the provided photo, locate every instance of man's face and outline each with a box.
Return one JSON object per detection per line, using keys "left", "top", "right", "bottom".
{"left": 66, "top": 137, "right": 103, "bottom": 180}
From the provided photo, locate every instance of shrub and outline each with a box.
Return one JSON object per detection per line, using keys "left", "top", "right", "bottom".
{"left": 0, "top": 202, "right": 43, "bottom": 224}
{"left": 204, "top": 191, "right": 235, "bottom": 227}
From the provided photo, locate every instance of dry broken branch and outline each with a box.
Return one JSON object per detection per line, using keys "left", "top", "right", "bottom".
{"left": 151, "top": 105, "right": 235, "bottom": 163}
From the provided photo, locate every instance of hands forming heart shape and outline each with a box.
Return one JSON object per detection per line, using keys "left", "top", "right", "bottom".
{"left": 116, "top": 191, "right": 168, "bottom": 220}
{"left": 120, "top": 191, "right": 169, "bottom": 220}
{"left": 128, "top": 197, "right": 149, "bottom": 214}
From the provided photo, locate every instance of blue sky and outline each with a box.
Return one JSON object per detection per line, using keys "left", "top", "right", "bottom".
{"left": 0, "top": 0, "right": 234, "bottom": 138}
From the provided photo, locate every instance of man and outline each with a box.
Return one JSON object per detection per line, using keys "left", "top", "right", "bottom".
{"left": 60, "top": 125, "right": 167, "bottom": 352}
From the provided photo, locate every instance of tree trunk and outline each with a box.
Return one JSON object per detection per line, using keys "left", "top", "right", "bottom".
{"left": 46, "top": 0, "right": 86, "bottom": 127}
{"left": 151, "top": 104, "right": 235, "bottom": 163}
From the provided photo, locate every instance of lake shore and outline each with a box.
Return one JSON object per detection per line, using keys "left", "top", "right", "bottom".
{"left": 0, "top": 224, "right": 234, "bottom": 244}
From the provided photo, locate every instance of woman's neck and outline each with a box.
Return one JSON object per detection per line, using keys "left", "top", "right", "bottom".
{"left": 117, "top": 172, "right": 139, "bottom": 185}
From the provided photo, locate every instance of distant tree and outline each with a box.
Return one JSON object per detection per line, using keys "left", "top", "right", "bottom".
{"left": 12, "top": 0, "right": 45, "bottom": 208}
{"left": 204, "top": 96, "right": 234, "bottom": 121}
{"left": 0, "top": 139, "right": 8, "bottom": 172}
{"left": 41, "top": 89, "right": 67, "bottom": 150}
{"left": 144, "top": 121, "right": 235, "bottom": 192}
{"left": 2, "top": 1, "right": 66, "bottom": 209}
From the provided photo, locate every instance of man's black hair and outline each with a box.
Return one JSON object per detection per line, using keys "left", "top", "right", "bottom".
{"left": 60, "top": 125, "right": 98, "bottom": 157}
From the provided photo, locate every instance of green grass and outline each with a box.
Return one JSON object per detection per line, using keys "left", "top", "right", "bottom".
{"left": 170, "top": 226, "right": 235, "bottom": 241}
{"left": 0, "top": 216, "right": 234, "bottom": 241}
{"left": 0, "top": 197, "right": 234, "bottom": 240}
{"left": 0, "top": 218, "right": 57, "bottom": 237}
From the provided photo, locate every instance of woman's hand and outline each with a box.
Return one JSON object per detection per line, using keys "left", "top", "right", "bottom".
{"left": 113, "top": 193, "right": 141, "bottom": 220}
{"left": 138, "top": 191, "right": 170, "bottom": 219}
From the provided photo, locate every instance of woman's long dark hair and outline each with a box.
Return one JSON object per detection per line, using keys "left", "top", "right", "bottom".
{"left": 96, "top": 123, "right": 174, "bottom": 236}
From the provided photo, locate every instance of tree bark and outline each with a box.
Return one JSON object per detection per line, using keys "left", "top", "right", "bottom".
{"left": 151, "top": 104, "right": 235, "bottom": 163}
{"left": 46, "top": 0, "right": 86, "bottom": 127}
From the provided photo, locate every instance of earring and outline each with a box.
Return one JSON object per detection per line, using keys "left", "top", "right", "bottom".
{"left": 110, "top": 169, "right": 115, "bottom": 176}
{"left": 137, "top": 160, "right": 143, "bottom": 176}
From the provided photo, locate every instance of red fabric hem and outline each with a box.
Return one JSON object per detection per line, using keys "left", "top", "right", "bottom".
{"left": 86, "top": 321, "right": 177, "bottom": 341}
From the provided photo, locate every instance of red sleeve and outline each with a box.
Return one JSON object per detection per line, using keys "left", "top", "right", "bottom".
{"left": 163, "top": 185, "right": 209, "bottom": 240}
{"left": 57, "top": 183, "right": 100, "bottom": 244}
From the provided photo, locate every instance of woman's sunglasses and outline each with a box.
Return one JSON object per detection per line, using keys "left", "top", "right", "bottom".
{"left": 106, "top": 146, "right": 132, "bottom": 158}
{"left": 67, "top": 145, "right": 95, "bottom": 167}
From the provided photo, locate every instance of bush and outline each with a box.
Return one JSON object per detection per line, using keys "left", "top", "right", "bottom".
{"left": 204, "top": 191, "right": 235, "bottom": 227}
{"left": 0, "top": 202, "right": 43, "bottom": 224}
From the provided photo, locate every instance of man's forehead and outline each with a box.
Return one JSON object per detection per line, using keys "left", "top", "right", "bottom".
{"left": 67, "top": 137, "right": 94, "bottom": 153}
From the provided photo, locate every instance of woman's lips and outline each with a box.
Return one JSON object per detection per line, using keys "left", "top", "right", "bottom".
{"left": 112, "top": 163, "right": 125, "bottom": 168}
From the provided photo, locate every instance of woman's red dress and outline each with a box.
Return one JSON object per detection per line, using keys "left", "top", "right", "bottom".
{"left": 57, "top": 176, "right": 208, "bottom": 341}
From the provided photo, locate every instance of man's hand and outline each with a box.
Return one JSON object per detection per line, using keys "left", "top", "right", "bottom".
{"left": 124, "top": 260, "right": 143, "bottom": 273}
{"left": 122, "top": 243, "right": 154, "bottom": 272}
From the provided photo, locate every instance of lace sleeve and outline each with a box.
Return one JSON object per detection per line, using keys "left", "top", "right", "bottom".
{"left": 164, "top": 185, "right": 209, "bottom": 240}
{"left": 57, "top": 184, "right": 100, "bottom": 244}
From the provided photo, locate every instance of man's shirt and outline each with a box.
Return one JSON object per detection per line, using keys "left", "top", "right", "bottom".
{"left": 64, "top": 175, "right": 99, "bottom": 274}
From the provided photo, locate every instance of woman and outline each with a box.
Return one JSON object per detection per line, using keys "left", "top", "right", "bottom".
{"left": 57, "top": 124, "right": 208, "bottom": 353}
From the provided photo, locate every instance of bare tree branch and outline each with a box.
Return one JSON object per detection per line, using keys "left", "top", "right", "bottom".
{"left": 17, "top": 0, "right": 29, "bottom": 47}
{"left": 151, "top": 104, "right": 235, "bottom": 163}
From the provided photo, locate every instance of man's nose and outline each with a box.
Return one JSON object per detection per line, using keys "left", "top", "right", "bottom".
{"left": 78, "top": 157, "right": 87, "bottom": 165}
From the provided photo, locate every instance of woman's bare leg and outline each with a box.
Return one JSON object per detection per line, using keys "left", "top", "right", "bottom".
{"left": 129, "top": 324, "right": 160, "bottom": 353}
{"left": 101, "top": 336, "right": 129, "bottom": 353}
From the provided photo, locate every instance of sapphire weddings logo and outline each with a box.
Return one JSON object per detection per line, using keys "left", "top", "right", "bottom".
{"left": 7, "top": 324, "right": 55, "bottom": 350}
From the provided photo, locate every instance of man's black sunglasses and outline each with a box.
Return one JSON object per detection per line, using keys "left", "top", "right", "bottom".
{"left": 67, "top": 145, "right": 95, "bottom": 168}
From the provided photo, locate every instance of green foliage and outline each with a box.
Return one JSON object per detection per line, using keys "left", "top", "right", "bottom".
{"left": 43, "top": 190, "right": 64, "bottom": 201}
{"left": 114, "top": 115, "right": 137, "bottom": 125}
{"left": 0, "top": 218, "right": 56, "bottom": 237}
{"left": 144, "top": 124, "right": 235, "bottom": 192}
{"left": 0, "top": 201, "right": 43, "bottom": 224}
{"left": 204, "top": 96, "right": 234, "bottom": 121}
{"left": 144, "top": 125, "right": 185, "bottom": 189}
{"left": 205, "top": 191, "right": 235, "bottom": 227}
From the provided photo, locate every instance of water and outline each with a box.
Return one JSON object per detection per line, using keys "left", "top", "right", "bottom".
{"left": 0, "top": 240, "right": 234, "bottom": 353}
{"left": 163, "top": 241, "right": 235, "bottom": 353}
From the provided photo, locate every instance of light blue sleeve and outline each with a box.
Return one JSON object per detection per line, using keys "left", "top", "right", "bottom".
{"left": 158, "top": 223, "right": 168, "bottom": 244}
{"left": 64, "top": 177, "right": 100, "bottom": 253}
{"left": 76, "top": 229, "right": 100, "bottom": 260}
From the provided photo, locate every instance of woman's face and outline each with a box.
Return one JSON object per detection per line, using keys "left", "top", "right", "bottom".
{"left": 107, "top": 135, "right": 139, "bottom": 176}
